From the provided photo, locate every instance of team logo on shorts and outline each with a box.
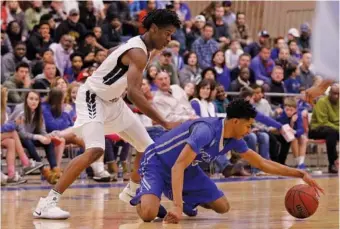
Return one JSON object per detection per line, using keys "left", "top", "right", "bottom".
{"left": 86, "top": 90, "right": 97, "bottom": 119}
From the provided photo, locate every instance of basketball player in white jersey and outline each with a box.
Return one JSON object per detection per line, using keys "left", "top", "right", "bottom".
{"left": 305, "top": 1, "right": 339, "bottom": 103}
{"left": 33, "top": 9, "right": 181, "bottom": 219}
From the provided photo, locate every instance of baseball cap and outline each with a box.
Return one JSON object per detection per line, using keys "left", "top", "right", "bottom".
{"left": 300, "top": 23, "right": 310, "bottom": 33}
{"left": 288, "top": 28, "right": 300, "bottom": 37}
{"left": 195, "top": 15, "right": 206, "bottom": 23}
{"left": 162, "top": 48, "right": 172, "bottom": 56}
{"left": 258, "top": 30, "right": 270, "bottom": 37}
{"left": 69, "top": 9, "right": 79, "bottom": 16}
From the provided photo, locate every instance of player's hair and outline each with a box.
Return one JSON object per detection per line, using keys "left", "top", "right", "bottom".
{"left": 284, "top": 97, "right": 297, "bottom": 108}
{"left": 142, "top": 9, "right": 181, "bottom": 30}
{"left": 226, "top": 99, "right": 257, "bottom": 120}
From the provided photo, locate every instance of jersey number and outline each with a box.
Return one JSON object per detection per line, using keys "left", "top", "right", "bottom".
{"left": 102, "top": 52, "right": 129, "bottom": 86}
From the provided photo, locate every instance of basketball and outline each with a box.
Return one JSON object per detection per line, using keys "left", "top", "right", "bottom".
{"left": 285, "top": 184, "right": 319, "bottom": 219}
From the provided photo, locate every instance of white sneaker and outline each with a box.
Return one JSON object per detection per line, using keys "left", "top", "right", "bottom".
{"left": 93, "top": 170, "right": 111, "bottom": 182}
{"left": 119, "top": 182, "right": 140, "bottom": 204}
{"left": 33, "top": 197, "right": 70, "bottom": 219}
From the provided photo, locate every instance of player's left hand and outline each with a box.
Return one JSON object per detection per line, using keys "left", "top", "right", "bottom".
{"left": 302, "top": 172, "right": 325, "bottom": 196}
{"left": 163, "top": 206, "right": 182, "bottom": 224}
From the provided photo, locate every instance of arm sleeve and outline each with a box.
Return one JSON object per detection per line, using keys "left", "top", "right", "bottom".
{"left": 190, "top": 100, "right": 201, "bottom": 116}
{"left": 186, "top": 122, "right": 215, "bottom": 154}
{"left": 255, "top": 112, "right": 282, "bottom": 129}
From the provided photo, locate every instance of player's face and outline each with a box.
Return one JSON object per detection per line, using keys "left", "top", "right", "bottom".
{"left": 234, "top": 118, "right": 254, "bottom": 139}
{"left": 152, "top": 25, "right": 176, "bottom": 50}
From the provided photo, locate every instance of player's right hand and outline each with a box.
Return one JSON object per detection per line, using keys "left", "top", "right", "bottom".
{"left": 302, "top": 172, "right": 325, "bottom": 196}
{"left": 163, "top": 121, "right": 181, "bottom": 130}
{"left": 163, "top": 206, "right": 182, "bottom": 224}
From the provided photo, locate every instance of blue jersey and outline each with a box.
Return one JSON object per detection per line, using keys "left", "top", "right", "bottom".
{"left": 149, "top": 117, "right": 249, "bottom": 170}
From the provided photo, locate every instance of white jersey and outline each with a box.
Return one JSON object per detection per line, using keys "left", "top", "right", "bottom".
{"left": 85, "top": 36, "right": 149, "bottom": 101}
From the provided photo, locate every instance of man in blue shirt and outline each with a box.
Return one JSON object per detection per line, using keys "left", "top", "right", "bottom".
{"left": 130, "top": 99, "right": 324, "bottom": 223}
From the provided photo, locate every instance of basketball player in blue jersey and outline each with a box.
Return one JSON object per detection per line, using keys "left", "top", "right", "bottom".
{"left": 33, "top": 9, "right": 181, "bottom": 219}
{"left": 130, "top": 99, "right": 324, "bottom": 224}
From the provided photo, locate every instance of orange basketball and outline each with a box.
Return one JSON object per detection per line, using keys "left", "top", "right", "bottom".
{"left": 285, "top": 184, "right": 319, "bottom": 219}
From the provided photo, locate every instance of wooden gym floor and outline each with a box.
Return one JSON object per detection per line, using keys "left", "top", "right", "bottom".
{"left": 1, "top": 174, "right": 339, "bottom": 229}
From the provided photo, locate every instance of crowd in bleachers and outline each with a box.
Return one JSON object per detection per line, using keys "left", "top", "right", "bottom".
{"left": 0, "top": 0, "right": 339, "bottom": 186}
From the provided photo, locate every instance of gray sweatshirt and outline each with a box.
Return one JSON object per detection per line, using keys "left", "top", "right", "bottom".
{"left": 9, "top": 103, "right": 48, "bottom": 140}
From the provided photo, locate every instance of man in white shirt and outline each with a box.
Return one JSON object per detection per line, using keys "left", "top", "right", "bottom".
{"left": 153, "top": 71, "right": 198, "bottom": 122}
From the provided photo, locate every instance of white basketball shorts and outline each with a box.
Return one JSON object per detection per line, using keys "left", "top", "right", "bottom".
{"left": 72, "top": 84, "right": 154, "bottom": 151}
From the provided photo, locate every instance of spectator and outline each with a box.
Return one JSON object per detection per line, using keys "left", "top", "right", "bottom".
{"left": 24, "top": 0, "right": 49, "bottom": 32}
{"left": 145, "top": 64, "right": 159, "bottom": 91}
{"left": 65, "top": 81, "right": 80, "bottom": 122}
{"left": 212, "top": 50, "right": 231, "bottom": 92}
{"left": 309, "top": 84, "right": 339, "bottom": 173}
{"left": 211, "top": 5, "right": 230, "bottom": 46}
{"left": 10, "top": 91, "right": 65, "bottom": 184}
{"left": 79, "top": 0, "right": 97, "bottom": 31}
{"left": 171, "top": 21, "right": 187, "bottom": 56}
{"left": 191, "top": 23, "right": 219, "bottom": 69}
{"left": 31, "top": 48, "right": 56, "bottom": 77}
{"left": 101, "top": 13, "right": 122, "bottom": 49}
{"left": 230, "top": 53, "right": 256, "bottom": 83}
{"left": 3, "top": 62, "right": 32, "bottom": 104}
{"left": 40, "top": 13, "right": 56, "bottom": 40}
{"left": 5, "top": 20, "right": 25, "bottom": 50}
{"left": 297, "top": 51, "right": 321, "bottom": 89}
{"left": 49, "top": 34, "right": 74, "bottom": 75}
{"left": 275, "top": 98, "right": 307, "bottom": 168}
{"left": 4, "top": 0, "right": 27, "bottom": 38}
{"left": 179, "top": 52, "right": 202, "bottom": 88}
{"left": 190, "top": 79, "right": 217, "bottom": 117}
{"left": 106, "top": 1, "right": 138, "bottom": 37}
{"left": 284, "top": 65, "right": 301, "bottom": 94}
{"left": 152, "top": 71, "right": 198, "bottom": 122}
{"left": 26, "top": 21, "right": 53, "bottom": 60}
{"left": 214, "top": 84, "right": 229, "bottom": 114}
{"left": 263, "top": 66, "right": 286, "bottom": 107}
{"left": 168, "top": 40, "right": 184, "bottom": 70}
{"left": 288, "top": 40, "right": 302, "bottom": 62}
{"left": 250, "top": 46, "right": 275, "bottom": 84}
{"left": 1, "top": 87, "right": 44, "bottom": 184}
{"left": 244, "top": 30, "right": 270, "bottom": 58}
{"left": 201, "top": 67, "right": 217, "bottom": 81}
{"left": 270, "top": 36, "right": 286, "bottom": 60}
{"left": 286, "top": 28, "right": 300, "bottom": 43}
{"left": 230, "top": 67, "right": 252, "bottom": 92}
{"left": 1, "top": 41, "right": 30, "bottom": 82}
{"left": 33, "top": 62, "right": 57, "bottom": 94}
{"left": 138, "top": 0, "right": 156, "bottom": 35}
{"left": 78, "top": 32, "right": 106, "bottom": 67}
{"left": 1, "top": 29, "right": 12, "bottom": 55}
{"left": 225, "top": 39, "right": 243, "bottom": 69}
{"left": 228, "top": 12, "right": 251, "bottom": 48}
{"left": 298, "top": 22, "right": 311, "bottom": 50}
{"left": 274, "top": 47, "right": 298, "bottom": 80}
{"left": 47, "top": 0, "right": 67, "bottom": 27}
{"left": 192, "top": 15, "right": 206, "bottom": 39}
{"left": 183, "top": 82, "right": 195, "bottom": 101}
{"left": 173, "top": 0, "right": 191, "bottom": 22}
{"left": 93, "top": 49, "right": 107, "bottom": 67}
{"left": 54, "top": 8, "right": 87, "bottom": 44}
{"left": 154, "top": 49, "right": 179, "bottom": 85}
{"left": 222, "top": 1, "right": 236, "bottom": 25}
{"left": 63, "top": 52, "right": 83, "bottom": 83}
{"left": 183, "top": 20, "right": 196, "bottom": 51}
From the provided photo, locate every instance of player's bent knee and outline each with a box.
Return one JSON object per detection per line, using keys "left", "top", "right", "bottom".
{"left": 85, "top": 147, "right": 104, "bottom": 161}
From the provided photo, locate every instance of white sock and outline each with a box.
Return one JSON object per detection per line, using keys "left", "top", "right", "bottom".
{"left": 295, "top": 156, "right": 301, "bottom": 166}
{"left": 129, "top": 180, "right": 140, "bottom": 192}
{"left": 48, "top": 189, "right": 61, "bottom": 202}
{"left": 299, "top": 156, "right": 305, "bottom": 165}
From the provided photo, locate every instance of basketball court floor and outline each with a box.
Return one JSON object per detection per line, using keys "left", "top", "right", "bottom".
{"left": 1, "top": 175, "right": 339, "bottom": 229}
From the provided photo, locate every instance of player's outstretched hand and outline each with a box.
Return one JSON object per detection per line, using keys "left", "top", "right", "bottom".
{"left": 302, "top": 172, "right": 325, "bottom": 196}
{"left": 163, "top": 121, "right": 181, "bottom": 130}
{"left": 163, "top": 207, "right": 182, "bottom": 224}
